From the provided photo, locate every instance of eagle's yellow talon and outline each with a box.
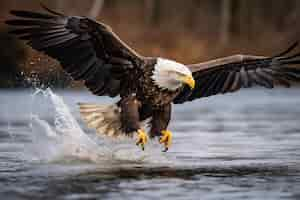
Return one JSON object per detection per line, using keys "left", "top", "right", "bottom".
{"left": 160, "top": 130, "right": 172, "bottom": 152}
{"left": 136, "top": 129, "right": 148, "bottom": 151}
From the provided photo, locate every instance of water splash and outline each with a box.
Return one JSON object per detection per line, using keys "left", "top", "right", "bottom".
{"left": 26, "top": 88, "right": 170, "bottom": 165}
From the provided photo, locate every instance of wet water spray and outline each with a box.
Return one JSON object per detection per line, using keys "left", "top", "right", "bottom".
{"left": 26, "top": 88, "right": 170, "bottom": 165}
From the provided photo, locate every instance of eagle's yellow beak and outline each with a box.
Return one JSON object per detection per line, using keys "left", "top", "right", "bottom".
{"left": 182, "top": 75, "right": 195, "bottom": 89}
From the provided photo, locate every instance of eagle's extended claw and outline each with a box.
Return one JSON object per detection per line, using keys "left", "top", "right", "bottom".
{"left": 136, "top": 129, "right": 148, "bottom": 151}
{"left": 160, "top": 130, "right": 173, "bottom": 152}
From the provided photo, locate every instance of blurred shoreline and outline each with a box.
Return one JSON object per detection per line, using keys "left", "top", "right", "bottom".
{"left": 0, "top": 0, "right": 299, "bottom": 88}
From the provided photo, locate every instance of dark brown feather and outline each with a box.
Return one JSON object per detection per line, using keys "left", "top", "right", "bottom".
{"left": 120, "top": 95, "right": 141, "bottom": 134}
{"left": 221, "top": 71, "right": 235, "bottom": 93}
{"left": 149, "top": 104, "right": 171, "bottom": 137}
{"left": 230, "top": 72, "right": 241, "bottom": 92}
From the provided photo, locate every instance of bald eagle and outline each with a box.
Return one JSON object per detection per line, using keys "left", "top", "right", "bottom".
{"left": 6, "top": 7, "right": 300, "bottom": 151}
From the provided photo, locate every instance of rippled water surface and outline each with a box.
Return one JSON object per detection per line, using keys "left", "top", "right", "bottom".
{"left": 1, "top": 88, "right": 300, "bottom": 200}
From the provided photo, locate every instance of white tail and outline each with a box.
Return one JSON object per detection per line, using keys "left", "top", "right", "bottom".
{"left": 78, "top": 103, "right": 124, "bottom": 137}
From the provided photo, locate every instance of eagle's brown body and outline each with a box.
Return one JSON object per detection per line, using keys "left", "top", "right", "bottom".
{"left": 119, "top": 58, "right": 180, "bottom": 137}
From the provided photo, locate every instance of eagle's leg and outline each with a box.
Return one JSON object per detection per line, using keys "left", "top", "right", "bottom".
{"left": 136, "top": 129, "right": 148, "bottom": 151}
{"left": 120, "top": 95, "right": 149, "bottom": 150}
{"left": 150, "top": 104, "right": 172, "bottom": 152}
{"left": 159, "top": 130, "right": 173, "bottom": 152}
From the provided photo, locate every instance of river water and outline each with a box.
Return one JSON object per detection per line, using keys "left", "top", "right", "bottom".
{"left": 0, "top": 88, "right": 300, "bottom": 200}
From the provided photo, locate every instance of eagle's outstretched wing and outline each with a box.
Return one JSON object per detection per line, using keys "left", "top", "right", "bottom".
{"left": 174, "top": 42, "right": 300, "bottom": 104}
{"left": 6, "top": 6, "right": 144, "bottom": 97}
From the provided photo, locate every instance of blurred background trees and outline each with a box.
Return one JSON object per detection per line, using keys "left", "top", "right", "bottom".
{"left": 0, "top": 0, "right": 299, "bottom": 88}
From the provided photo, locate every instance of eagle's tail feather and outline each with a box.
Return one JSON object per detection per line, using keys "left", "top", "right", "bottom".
{"left": 78, "top": 103, "right": 124, "bottom": 138}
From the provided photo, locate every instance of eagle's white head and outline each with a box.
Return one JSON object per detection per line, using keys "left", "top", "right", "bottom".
{"left": 151, "top": 58, "right": 195, "bottom": 91}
